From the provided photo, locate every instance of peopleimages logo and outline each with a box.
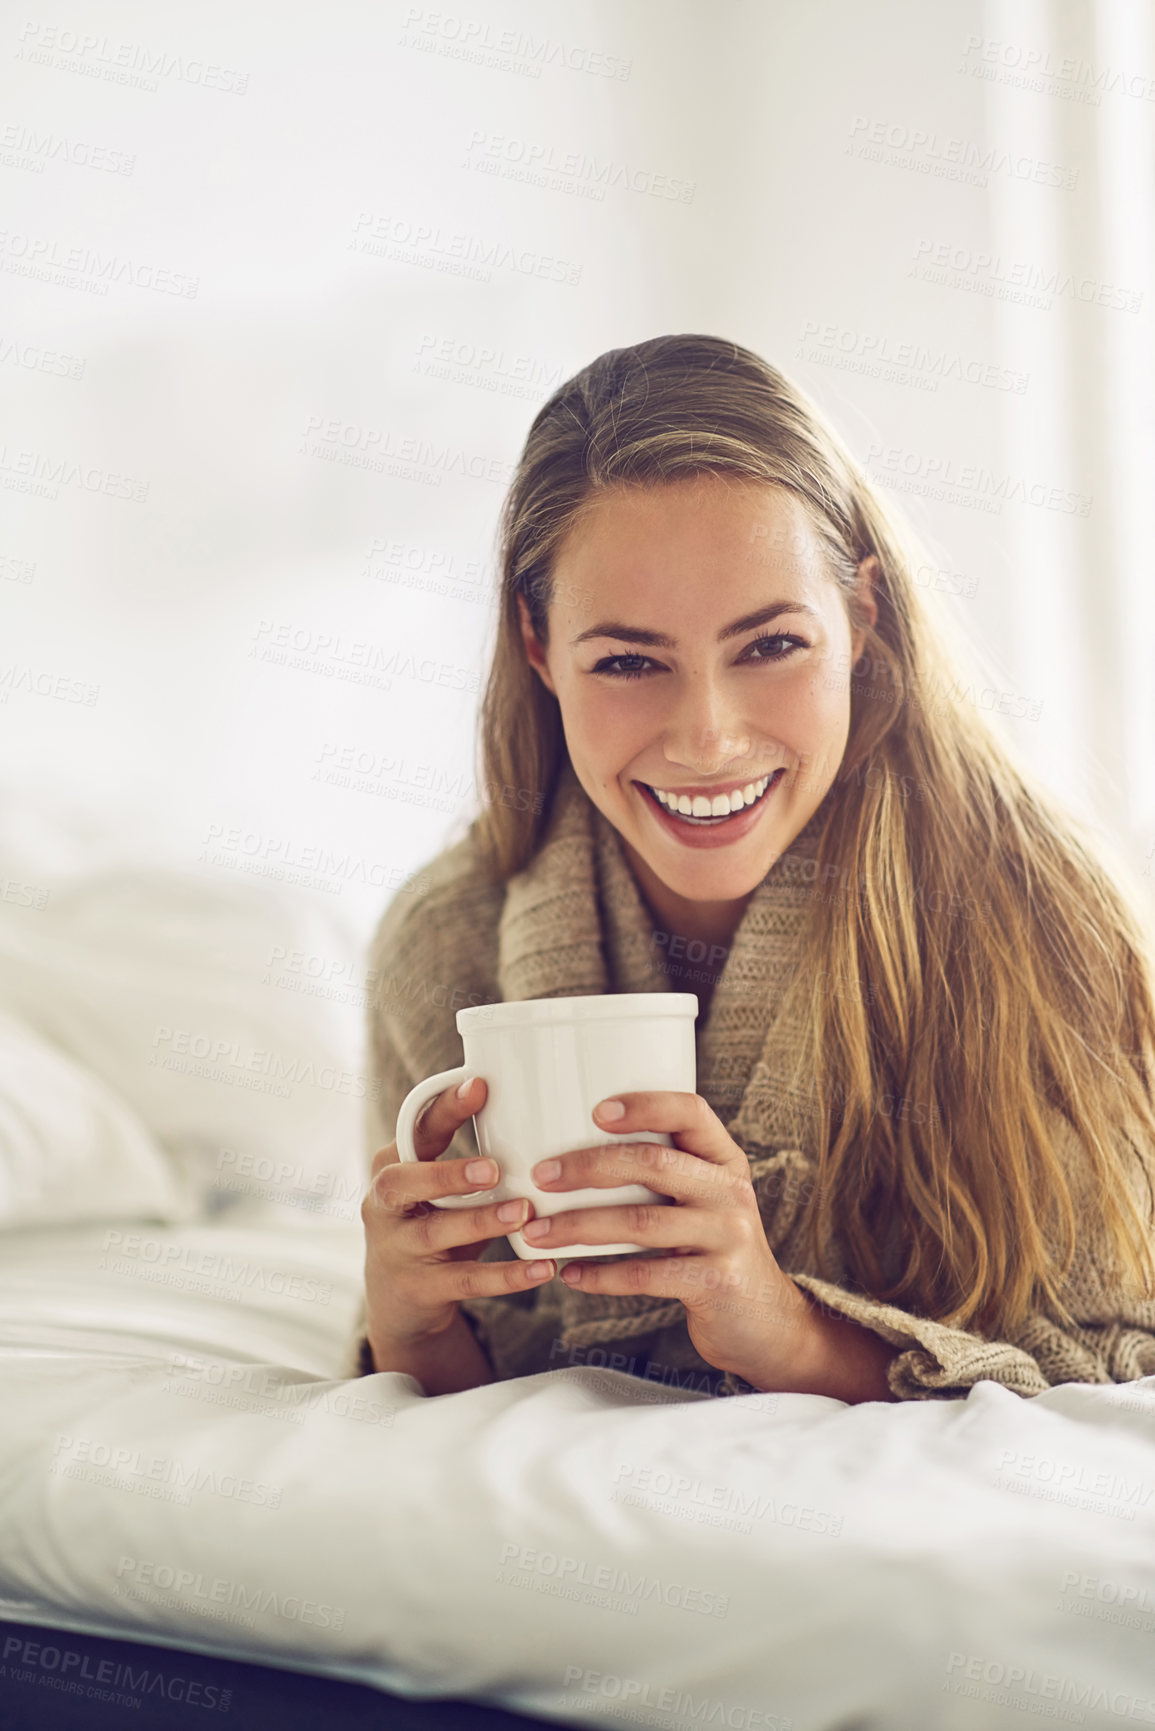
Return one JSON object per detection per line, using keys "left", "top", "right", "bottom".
{"left": 560, "top": 1667, "right": 790, "bottom": 1730}
{"left": 0, "top": 443, "right": 148, "bottom": 501}
{"left": 958, "top": 33, "right": 1155, "bottom": 104}
{"left": 52, "top": 1432, "right": 283, "bottom": 1508}
{"left": 611, "top": 1462, "right": 843, "bottom": 1537}
{"left": 463, "top": 130, "right": 696, "bottom": 203}
{"left": 149, "top": 1024, "right": 378, "bottom": 1100}
{"left": 199, "top": 820, "right": 431, "bottom": 898}
{"left": 1, "top": 1634, "right": 231, "bottom": 1712}
{"left": 0, "top": 228, "right": 198, "bottom": 296}
{"left": 944, "top": 1650, "right": 1155, "bottom": 1718}
{"left": 846, "top": 115, "right": 1078, "bottom": 188}
{"left": 797, "top": 320, "right": 1028, "bottom": 395}
{"left": 910, "top": 237, "right": 1142, "bottom": 313}
{"left": 498, "top": 1541, "right": 729, "bottom": 1617}
{"left": 15, "top": 21, "right": 249, "bottom": 95}
{"left": 399, "top": 7, "right": 632, "bottom": 80}
{"left": 993, "top": 1447, "right": 1153, "bottom": 1522}
{"left": 349, "top": 211, "right": 583, "bottom": 286}
{"left": 0, "top": 121, "right": 135, "bottom": 174}
{"left": 115, "top": 1556, "right": 345, "bottom": 1630}
{"left": 99, "top": 1229, "right": 334, "bottom": 1306}
{"left": 866, "top": 441, "right": 1092, "bottom": 517}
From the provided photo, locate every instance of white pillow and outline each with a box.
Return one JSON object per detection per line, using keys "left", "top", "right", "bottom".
{"left": 0, "top": 870, "right": 368, "bottom": 1221}
{"left": 0, "top": 1010, "right": 194, "bottom": 1227}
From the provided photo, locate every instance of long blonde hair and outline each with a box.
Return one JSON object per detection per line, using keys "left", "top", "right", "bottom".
{"left": 474, "top": 333, "right": 1155, "bottom": 1337}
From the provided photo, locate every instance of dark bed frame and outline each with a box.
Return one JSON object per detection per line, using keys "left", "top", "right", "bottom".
{"left": 0, "top": 1614, "right": 567, "bottom": 1730}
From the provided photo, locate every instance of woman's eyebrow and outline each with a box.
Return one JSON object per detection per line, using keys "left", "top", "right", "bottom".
{"left": 570, "top": 599, "right": 820, "bottom": 649}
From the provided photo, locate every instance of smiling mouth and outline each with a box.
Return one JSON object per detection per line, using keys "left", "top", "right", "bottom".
{"left": 635, "top": 770, "right": 785, "bottom": 825}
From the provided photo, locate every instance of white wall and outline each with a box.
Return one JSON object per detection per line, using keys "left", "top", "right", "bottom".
{"left": 2, "top": 0, "right": 1151, "bottom": 942}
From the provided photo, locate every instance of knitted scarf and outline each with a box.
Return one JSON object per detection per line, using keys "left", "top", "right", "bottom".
{"left": 490, "top": 757, "right": 846, "bottom": 1352}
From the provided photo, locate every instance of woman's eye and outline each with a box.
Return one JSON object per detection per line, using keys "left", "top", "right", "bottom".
{"left": 745, "top": 633, "right": 807, "bottom": 663}
{"left": 591, "top": 635, "right": 806, "bottom": 682}
{"left": 593, "top": 653, "right": 655, "bottom": 682}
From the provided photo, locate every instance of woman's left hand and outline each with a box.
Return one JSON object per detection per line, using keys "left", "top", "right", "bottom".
{"left": 524, "top": 1090, "right": 819, "bottom": 1389}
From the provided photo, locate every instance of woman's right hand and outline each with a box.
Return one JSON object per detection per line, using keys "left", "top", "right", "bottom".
{"left": 361, "top": 1075, "right": 556, "bottom": 1353}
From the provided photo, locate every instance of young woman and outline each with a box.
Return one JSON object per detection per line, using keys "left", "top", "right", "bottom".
{"left": 349, "top": 333, "right": 1155, "bottom": 1405}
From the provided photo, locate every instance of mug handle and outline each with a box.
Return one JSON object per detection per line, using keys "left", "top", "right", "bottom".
{"left": 394, "top": 1065, "right": 493, "bottom": 1210}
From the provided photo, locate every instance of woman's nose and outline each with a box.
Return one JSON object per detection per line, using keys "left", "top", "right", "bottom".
{"left": 660, "top": 682, "right": 751, "bottom": 773}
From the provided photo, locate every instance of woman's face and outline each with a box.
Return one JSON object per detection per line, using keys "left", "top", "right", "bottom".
{"left": 518, "top": 477, "right": 878, "bottom": 945}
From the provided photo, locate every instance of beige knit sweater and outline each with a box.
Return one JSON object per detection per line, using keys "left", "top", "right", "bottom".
{"left": 343, "top": 757, "right": 1155, "bottom": 1401}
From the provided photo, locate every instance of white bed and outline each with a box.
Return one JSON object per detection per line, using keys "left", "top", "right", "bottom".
{"left": 2, "top": 861, "right": 1155, "bottom": 1731}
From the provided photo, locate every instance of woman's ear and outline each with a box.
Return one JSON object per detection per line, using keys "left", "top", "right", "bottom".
{"left": 856, "top": 555, "right": 880, "bottom": 630}
{"left": 849, "top": 554, "right": 880, "bottom": 661}
{"left": 517, "top": 593, "right": 558, "bottom": 697}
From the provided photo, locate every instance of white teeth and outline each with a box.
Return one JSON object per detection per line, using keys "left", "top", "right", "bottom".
{"left": 650, "top": 774, "right": 771, "bottom": 817}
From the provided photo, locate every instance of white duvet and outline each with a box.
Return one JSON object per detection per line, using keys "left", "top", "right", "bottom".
{"left": 2, "top": 865, "right": 1155, "bottom": 1731}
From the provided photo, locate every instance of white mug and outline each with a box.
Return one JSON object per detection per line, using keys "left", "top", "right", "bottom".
{"left": 394, "top": 992, "right": 698, "bottom": 1260}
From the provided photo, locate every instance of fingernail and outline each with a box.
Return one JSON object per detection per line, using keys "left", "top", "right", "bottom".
{"left": 595, "top": 1098, "right": 625, "bottom": 1121}
{"left": 464, "top": 1158, "right": 495, "bottom": 1184}
{"left": 523, "top": 1218, "right": 550, "bottom": 1240}
{"left": 496, "top": 1199, "right": 526, "bottom": 1223}
{"left": 456, "top": 1077, "right": 475, "bottom": 1100}
{"left": 527, "top": 1260, "right": 554, "bottom": 1280}
{"left": 533, "top": 1159, "right": 561, "bottom": 1183}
